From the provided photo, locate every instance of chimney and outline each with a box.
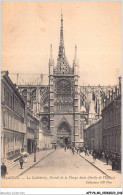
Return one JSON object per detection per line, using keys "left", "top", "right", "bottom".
{"left": 112, "top": 89, "right": 114, "bottom": 101}
{"left": 119, "top": 76, "right": 121, "bottom": 95}
{"left": 108, "top": 90, "right": 110, "bottom": 103}
{"left": 115, "top": 86, "right": 117, "bottom": 98}
{"left": 117, "top": 86, "right": 119, "bottom": 97}
{"left": 110, "top": 90, "right": 112, "bottom": 102}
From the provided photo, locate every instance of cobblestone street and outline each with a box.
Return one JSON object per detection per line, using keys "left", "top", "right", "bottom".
{"left": 2, "top": 148, "right": 121, "bottom": 188}
{"left": 20, "top": 149, "right": 104, "bottom": 178}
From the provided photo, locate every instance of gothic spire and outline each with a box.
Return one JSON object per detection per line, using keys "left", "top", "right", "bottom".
{"left": 73, "top": 44, "right": 79, "bottom": 65}
{"left": 58, "top": 11, "right": 65, "bottom": 58}
{"left": 55, "top": 12, "right": 72, "bottom": 74}
{"left": 49, "top": 44, "right": 54, "bottom": 66}
{"left": 50, "top": 44, "right": 53, "bottom": 60}
{"left": 74, "top": 45, "right": 77, "bottom": 61}
{"left": 60, "top": 11, "right": 64, "bottom": 46}
{"left": 73, "top": 45, "right": 79, "bottom": 75}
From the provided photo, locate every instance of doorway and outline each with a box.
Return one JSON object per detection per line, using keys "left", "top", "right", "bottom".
{"left": 64, "top": 137, "right": 68, "bottom": 145}
{"left": 57, "top": 121, "right": 71, "bottom": 146}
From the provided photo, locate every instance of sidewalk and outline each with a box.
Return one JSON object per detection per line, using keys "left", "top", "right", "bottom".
{"left": 6, "top": 149, "right": 55, "bottom": 177}
{"left": 79, "top": 152, "right": 121, "bottom": 177}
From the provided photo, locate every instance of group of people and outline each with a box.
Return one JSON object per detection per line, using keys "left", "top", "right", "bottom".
{"left": 105, "top": 152, "right": 121, "bottom": 171}
{"left": 83, "top": 148, "right": 121, "bottom": 171}
{"left": 63, "top": 145, "right": 76, "bottom": 154}
{"left": 1, "top": 146, "right": 121, "bottom": 178}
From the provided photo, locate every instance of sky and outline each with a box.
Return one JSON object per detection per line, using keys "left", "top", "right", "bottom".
{"left": 1, "top": 1, "right": 121, "bottom": 86}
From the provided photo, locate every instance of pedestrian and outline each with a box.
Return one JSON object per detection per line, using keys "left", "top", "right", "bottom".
{"left": 112, "top": 153, "right": 116, "bottom": 171}
{"left": 72, "top": 147, "right": 75, "bottom": 154}
{"left": 77, "top": 147, "right": 79, "bottom": 154}
{"left": 117, "top": 155, "right": 121, "bottom": 171}
{"left": 64, "top": 146, "right": 66, "bottom": 152}
{"left": 115, "top": 154, "right": 119, "bottom": 170}
{"left": 84, "top": 149, "right": 87, "bottom": 156}
{"left": 87, "top": 149, "right": 89, "bottom": 156}
{"left": 19, "top": 156, "right": 24, "bottom": 169}
{"left": 105, "top": 153, "right": 110, "bottom": 165}
{"left": 54, "top": 145, "right": 56, "bottom": 150}
{"left": 1, "top": 163, "right": 7, "bottom": 178}
{"left": 102, "top": 151, "right": 105, "bottom": 161}
{"left": 93, "top": 153, "right": 97, "bottom": 163}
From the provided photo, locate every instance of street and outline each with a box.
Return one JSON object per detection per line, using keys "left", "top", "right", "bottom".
{"left": 21, "top": 148, "right": 104, "bottom": 178}
{"left": 2, "top": 148, "right": 121, "bottom": 188}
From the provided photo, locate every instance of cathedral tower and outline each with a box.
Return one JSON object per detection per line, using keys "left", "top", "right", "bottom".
{"left": 49, "top": 13, "right": 80, "bottom": 147}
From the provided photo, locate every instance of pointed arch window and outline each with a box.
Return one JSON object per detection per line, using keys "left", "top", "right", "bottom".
{"left": 58, "top": 121, "right": 71, "bottom": 133}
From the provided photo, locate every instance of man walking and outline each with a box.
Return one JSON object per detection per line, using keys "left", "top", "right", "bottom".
{"left": 64, "top": 146, "right": 66, "bottom": 152}
{"left": 93, "top": 152, "right": 97, "bottom": 163}
{"left": 19, "top": 156, "right": 24, "bottom": 169}
{"left": 77, "top": 147, "right": 79, "bottom": 154}
{"left": 1, "top": 163, "right": 7, "bottom": 178}
{"left": 72, "top": 147, "right": 75, "bottom": 154}
{"left": 112, "top": 153, "right": 116, "bottom": 170}
{"left": 84, "top": 149, "right": 87, "bottom": 156}
{"left": 54, "top": 145, "right": 56, "bottom": 150}
{"left": 105, "top": 153, "right": 110, "bottom": 165}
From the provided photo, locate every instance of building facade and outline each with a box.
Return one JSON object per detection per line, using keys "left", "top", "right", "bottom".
{"left": 25, "top": 107, "right": 39, "bottom": 154}
{"left": 83, "top": 119, "right": 102, "bottom": 151}
{"left": 1, "top": 71, "right": 26, "bottom": 160}
{"left": 48, "top": 14, "right": 81, "bottom": 147}
{"left": 39, "top": 129, "right": 52, "bottom": 149}
{"left": 83, "top": 76, "right": 122, "bottom": 154}
{"left": 102, "top": 77, "right": 121, "bottom": 154}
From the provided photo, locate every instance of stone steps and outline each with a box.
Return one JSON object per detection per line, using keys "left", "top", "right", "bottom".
{"left": 4, "top": 159, "right": 18, "bottom": 170}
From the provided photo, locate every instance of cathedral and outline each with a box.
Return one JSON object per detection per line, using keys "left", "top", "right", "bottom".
{"left": 49, "top": 13, "right": 81, "bottom": 147}
{"left": 10, "top": 13, "right": 115, "bottom": 148}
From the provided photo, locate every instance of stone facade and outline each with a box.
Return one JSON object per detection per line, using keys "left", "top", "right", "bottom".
{"left": 83, "top": 119, "right": 102, "bottom": 151}
{"left": 102, "top": 77, "right": 121, "bottom": 154}
{"left": 25, "top": 107, "right": 39, "bottom": 154}
{"left": 83, "top": 76, "right": 121, "bottom": 154}
{"left": 39, "top": 129, "right": 52, "bottom": 149}
{"left": 80, "top": 85, "right": 115, "bottom": 125}
{"left": 1, "top": 71, "right": 26, "bottom": 160}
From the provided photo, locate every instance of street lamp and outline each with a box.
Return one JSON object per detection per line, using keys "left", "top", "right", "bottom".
{"left": 34, "top": 141, "right": 37, "bottom": 162}
{"left": 34, "top": 130, "right": 37, "bottom": 162}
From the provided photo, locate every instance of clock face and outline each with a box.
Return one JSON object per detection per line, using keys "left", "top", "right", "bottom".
{"left": 57, "top": 79, "right": 71, "bottom": 94}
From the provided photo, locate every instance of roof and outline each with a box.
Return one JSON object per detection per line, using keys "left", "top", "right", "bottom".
{"left": 102, "top": 94, "right": 121, "bottom": 112}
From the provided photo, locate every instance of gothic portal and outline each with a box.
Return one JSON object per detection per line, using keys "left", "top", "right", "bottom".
{"left": 49, "top": 13, "right": 80, "bottom": 147}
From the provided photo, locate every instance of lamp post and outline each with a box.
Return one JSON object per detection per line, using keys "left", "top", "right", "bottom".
{"left": 34, "top": 130, "right": 37, "bottom": 162}
{"left": 34, "top": 141, "right": 36, "bottom": 162}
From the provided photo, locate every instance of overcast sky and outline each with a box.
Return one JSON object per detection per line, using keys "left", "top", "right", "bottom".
{"left": 1, "top": 1, "right": 121, "bottom": 86}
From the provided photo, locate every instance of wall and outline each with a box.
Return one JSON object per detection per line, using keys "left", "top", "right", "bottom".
{"left": 84, "top": 119, "right": 102, "bottom": 151}
{"left": 39, "top": 129, "right": 52, "bottom": 149}
{"left": 1, "top": 71, "right": 26, "bottom": 160}
{"left": 102, "top": 94, "right": 121, "bottom": 154}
